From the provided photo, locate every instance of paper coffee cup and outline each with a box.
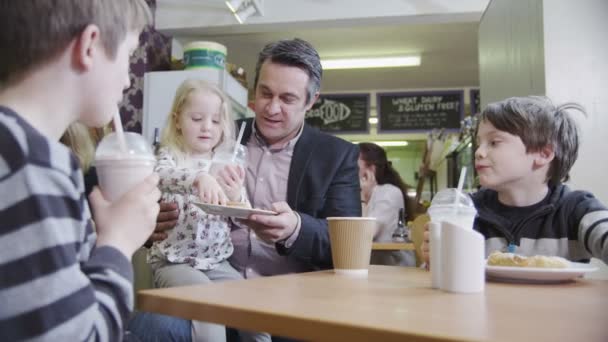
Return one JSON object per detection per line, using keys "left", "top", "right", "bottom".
{"left": 327, "top": 217, "right": 376, "bottom": 276}
{"left": 94, "top": 132, "right": 155, "bottom": 201}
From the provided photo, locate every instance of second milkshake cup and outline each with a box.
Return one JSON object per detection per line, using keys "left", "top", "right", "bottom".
{"left": 427, "top": 188, "right": 477, "bottom": 288}
{"left": 427, "top": 188, "right": 477, "bottom": 229}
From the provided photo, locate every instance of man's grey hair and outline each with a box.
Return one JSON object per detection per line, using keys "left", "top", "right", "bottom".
{"left": 253, "top": 38, "right": 322, "bottom": 105}
{"left": 477, "top": 96, "right": 586, "bottom": 184}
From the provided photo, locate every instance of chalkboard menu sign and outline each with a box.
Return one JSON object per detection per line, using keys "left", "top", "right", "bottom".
{"left": 305, "top": 93, "right": 370, "bottom": 133}
{"left": 377, "top": 90, "right": 464, "bottom": 133}
{"left": 470, "top": 89, "right": 480, "bottom": 115}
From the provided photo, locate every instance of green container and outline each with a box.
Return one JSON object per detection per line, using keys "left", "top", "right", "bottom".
{"left": 183, "top": 41, "right": 227, "bottom": 70}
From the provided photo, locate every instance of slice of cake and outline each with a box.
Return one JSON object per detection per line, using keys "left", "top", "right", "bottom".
{"left": 226, "top": 201, "right": 251, "bottom": 209}
{"left": 487, "top": 251, "right": 569, "bottom": 268}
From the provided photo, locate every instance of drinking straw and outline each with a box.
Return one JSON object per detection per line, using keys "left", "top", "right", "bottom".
{"left": 113, "top": 111, "right": 128, "bottom": 154}
{"left": 232, "top": 121, "right": 246, "bottom": 162}
{"left": 454, "top": 166, "right": 467, "bottom": 206}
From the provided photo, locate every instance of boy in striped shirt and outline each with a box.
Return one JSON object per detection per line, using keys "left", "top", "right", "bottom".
{"left": 0, "top": 1, "right": 161, "bottom": 340}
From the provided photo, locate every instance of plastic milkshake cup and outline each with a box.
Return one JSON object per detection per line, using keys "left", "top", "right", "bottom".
{"left": 94, "top": 132, "right": 156, "bottom": 201}
{"left": 427, "top": 188, "right": 477, "bottom": 288}
{"left": 209, "top": 141, "right": 247, "bottom": 180}
{"left": 427, "top": 189, "right": 477, "bottom": 229}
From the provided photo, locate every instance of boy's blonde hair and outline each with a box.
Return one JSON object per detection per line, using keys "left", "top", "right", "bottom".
{"left": 0, "top": 0, "right": 152, "bottom": 86}
{"left": 161, "top": 79, "right": 235, "bottom": 157}
{"left": 478, "top": 96, "right": 585, "bottom": 184}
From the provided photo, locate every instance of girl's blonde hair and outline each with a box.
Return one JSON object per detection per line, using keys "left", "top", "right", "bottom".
{"left": 161, "top": 79, "right": 235, "bottom": 157}
{"left": 60, "top": 122, "right": 109, "bottom": 172}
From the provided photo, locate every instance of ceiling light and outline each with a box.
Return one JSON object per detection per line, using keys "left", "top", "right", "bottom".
{"left": 225, "top": 0, "right": 244, "bottom": 13}
{"left": 352, "top": 141, "right": 409, "bottom": 147}
{"left": 321, "top": 56, "right": 421, "bottom": 70}
{"left": 234, "top": 5, "right": 257, "bottom": 24}
{"left": 368, "top": 117, "right": 378, "bottom": 124}
{"left": 226, "top": 0, "right": 263, "bottom": 24}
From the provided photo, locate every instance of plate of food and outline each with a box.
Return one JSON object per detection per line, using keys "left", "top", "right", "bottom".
{"left": 485, "top": 251, "right": 598, "bottom": 283}
{"left": 193, "top": 202, "right": 278, "bottom": 219}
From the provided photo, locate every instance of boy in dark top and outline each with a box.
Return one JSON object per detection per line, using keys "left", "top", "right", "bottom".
{"left": 423, "top": 96, "right": 607, "bottom": 265}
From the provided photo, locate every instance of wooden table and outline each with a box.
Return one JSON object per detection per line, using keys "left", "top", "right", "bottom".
{"left": 371, "top": 242, "right": 414, "bottom": 250}
{"left": 138, "top": 266, "right": 608, "bottom": 342}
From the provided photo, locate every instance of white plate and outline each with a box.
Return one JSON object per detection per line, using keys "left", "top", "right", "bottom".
{"left": 193, "top": 202, "right": 278, "bottom": 219}
{"left": 486, "top": 262, "right": 598, "bottom": 283}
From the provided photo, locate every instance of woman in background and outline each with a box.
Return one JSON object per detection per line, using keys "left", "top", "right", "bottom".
{"left": 358, "top": 142, "right": 416, "bottom": 266}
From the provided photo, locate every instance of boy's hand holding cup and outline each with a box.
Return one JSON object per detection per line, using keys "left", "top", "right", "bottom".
{"left": 92, "top": 132, "right": 160, "bottom": 258}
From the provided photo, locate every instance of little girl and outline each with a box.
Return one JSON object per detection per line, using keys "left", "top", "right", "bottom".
{"left": 148, "top": 79, "right": 269, "bottom": 342}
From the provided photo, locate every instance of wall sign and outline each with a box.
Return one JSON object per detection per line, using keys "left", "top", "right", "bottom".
{"left": 377, "top": 90, "right": 464, "bottom": 133}
{"left": 305, "top": 93, "right": 370, "bottom": 133}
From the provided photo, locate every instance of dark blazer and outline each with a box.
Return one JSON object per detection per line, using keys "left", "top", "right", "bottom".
{"left": 238, "top": 118, "right": 362, "bottom": 270}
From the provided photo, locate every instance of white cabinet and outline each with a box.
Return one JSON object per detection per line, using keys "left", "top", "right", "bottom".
{"left": 142, "top": 69, "right": 250, "bottom": 144}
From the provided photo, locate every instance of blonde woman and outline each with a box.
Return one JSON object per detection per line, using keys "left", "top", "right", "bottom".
{"left": 60, "top": 123, "right": 108, "bottom": 195}
{"left": 148, "top": 79, "right": 269, "bottom": 342}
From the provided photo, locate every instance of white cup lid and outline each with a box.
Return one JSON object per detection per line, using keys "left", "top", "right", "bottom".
{"left": 95, "top": 132, "right": 155, "bottom": 161}
{"left": 429, "top": 188, "right": 475, "bottom": 209}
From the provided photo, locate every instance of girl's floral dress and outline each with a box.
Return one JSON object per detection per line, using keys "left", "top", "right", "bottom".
{"left": 148, "top": 147, "right": 234, "bottom": 270}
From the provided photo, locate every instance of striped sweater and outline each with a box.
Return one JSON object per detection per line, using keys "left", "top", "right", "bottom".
{"left": 0, "top": 107, "right": 133, "bottom": 341}
{"left": 473, "top": 184, "right": 608, "bottom": 264}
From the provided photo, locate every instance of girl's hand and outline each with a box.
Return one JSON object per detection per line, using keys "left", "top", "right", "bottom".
{"left": 194, "top": 172, "right": 228, "bottom": 205}
{"left": 216, "top": 164, "right": 245, "bottom": 202}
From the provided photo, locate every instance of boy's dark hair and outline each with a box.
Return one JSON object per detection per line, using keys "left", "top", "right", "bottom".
{"left": 477, "top": 96, "right": 585, "bottom": 184}
{"left": 253, "top": 38, "right": 322, "bottom": 105}
{"left": 0, "top": 0, "right": 152, "bottom": 86}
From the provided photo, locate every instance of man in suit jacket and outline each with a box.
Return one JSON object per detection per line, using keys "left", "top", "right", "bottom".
{"left": 222, "top": 38, "right": 361, "bottom": 278}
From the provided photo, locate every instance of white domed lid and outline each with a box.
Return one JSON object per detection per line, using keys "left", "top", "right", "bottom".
{"left": 95, "top": 132, "right": 155, "bottom": 161}
{"left": 429, "top": 188, "right": 475, "bottom": 209}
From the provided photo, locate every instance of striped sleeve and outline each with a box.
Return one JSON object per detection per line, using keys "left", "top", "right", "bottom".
{"left": 0, "top": 111, "right": 133, "bottom": 341}
{"left": 572, "top": 192, "right": 608, "bottom": 264}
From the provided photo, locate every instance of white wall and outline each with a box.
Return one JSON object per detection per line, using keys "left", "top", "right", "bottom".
{"left": 543, "top": 0, "right": 608, "bottom": 203}
{"left": 478, "top": 0, "right": 545, "bottom": 108}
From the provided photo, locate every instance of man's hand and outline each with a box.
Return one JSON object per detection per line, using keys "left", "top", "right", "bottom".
{"left": 216, "top": 164, "right": 245, "bottom": 202}
{"left": 151, "top": 202, "right": 179, "bottom": 242}
{"left": 422, "top": 222, "right": 430, "bottom": 269}
{"left": 245, "top": 202, "right": 298, "bottom": 244}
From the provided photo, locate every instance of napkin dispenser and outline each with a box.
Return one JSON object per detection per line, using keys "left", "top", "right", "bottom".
{"left": 435, "top": 221, "right": 485, "bottom": 293}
